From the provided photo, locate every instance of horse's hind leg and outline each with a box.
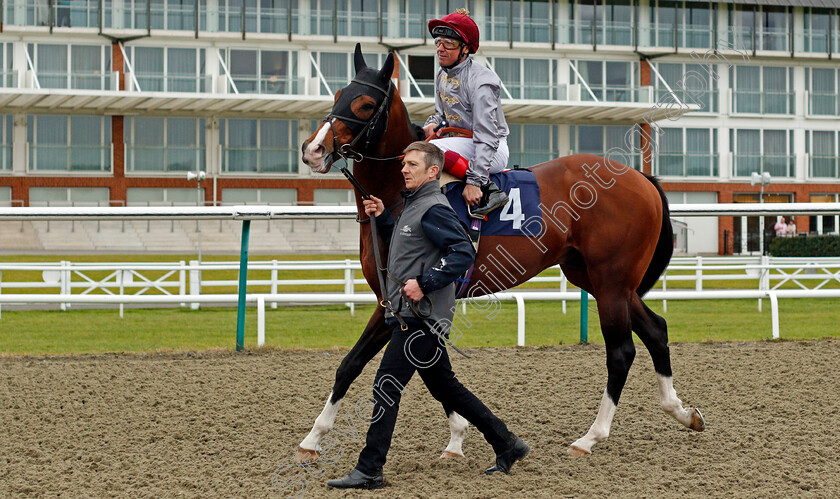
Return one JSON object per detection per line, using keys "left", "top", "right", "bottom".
{"left": 630, "top": 296, "right": 705, "bottom": 432}
{"left": 569, "top": 290, "right": 636, "bottom": 456}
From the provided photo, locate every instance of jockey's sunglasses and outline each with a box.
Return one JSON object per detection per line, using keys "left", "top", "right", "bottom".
{"left": 434, "top": 37, "right": 463, "bottom": 50}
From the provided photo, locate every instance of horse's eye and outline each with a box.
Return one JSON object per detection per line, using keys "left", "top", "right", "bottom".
{"left": 363, "top": 103, "right": 375, "bottom": 111}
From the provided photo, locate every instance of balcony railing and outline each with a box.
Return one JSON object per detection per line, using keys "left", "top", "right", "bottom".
{"left": 808, "top": 92, "right": 840, "bottom": 117}
{"left": 732, "top": 90, "right": 794, "bottom": 115}
{"left": 655, "top": 88, "right": 718, "bottom": 113}
{"left": 222, "top": 147, "right": 297, "bottom": 174}
{"left": 36, "top": 71, "right": 116, "bottom": 91}
{"left": 134, "top": 74, "right": 212, "bottom": 93}
{"left": 636, "top": 24, "right": 713, "bottom": 50}
{"left": 29, "top": 145, "right": 112, "bottom": 172}
{"left": 722, "top": 26, "right": 791, "bottom": 52}
{"left": 581, "top": 85, "right": 651, "bottom": 104}
{"left": 0, "top": 70, "right": 18, "bottom": 88}
{"left": 810, "top": 155, "right": 840, "bottom": 179}
{"left": 228, "top": 76, "right": 303, "bottom": 95}
{"left": 126, "top": 145, "right": 205, "bottom": 173}
{"left": 734, "top": 154, "right": 794, "bottom": 178}
{"left": 656, "top": 153, "right": 719, "bottom": 177}
{"left": 795, "top": 28, "right": 840, "bottom": 54}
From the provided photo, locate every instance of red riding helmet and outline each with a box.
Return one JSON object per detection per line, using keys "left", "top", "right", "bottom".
{"left": 429, "top": 11, "right": 480, "bottom": 54}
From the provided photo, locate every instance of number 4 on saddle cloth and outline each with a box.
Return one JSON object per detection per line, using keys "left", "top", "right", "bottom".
{"left": 444, "top": 168, "right": 543, "bottom": 298}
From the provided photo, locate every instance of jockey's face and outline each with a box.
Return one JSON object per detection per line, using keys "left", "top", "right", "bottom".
{"left": 401, "top": 150, "right": 439, "bottom": 191}
{"left": 435, "top": 37, "right": 467, "bottom": 67}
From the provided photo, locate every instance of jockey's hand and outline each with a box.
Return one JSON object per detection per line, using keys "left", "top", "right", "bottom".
{"left": 402, "top": 279, "right": 424, "bottom": 302}
{"left": 363, "top": 195, "right": 385, "bottom": 217}
{"left": 422, "top": 123, "right": 440, "bottom": 139}
{"left": 463, "top": 184, "right": 482, "bottom": 206}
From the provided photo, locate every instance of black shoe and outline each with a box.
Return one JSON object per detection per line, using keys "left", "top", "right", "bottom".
{"left": 484, "top": 436, "right": 529, "bottom": 475}
{"left": 470, "top": 181, "right": 509, "bottom": 218}
{"left": 326, "top": 468, "right": 384, "bottom": 490}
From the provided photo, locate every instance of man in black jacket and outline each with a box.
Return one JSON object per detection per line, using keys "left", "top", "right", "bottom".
{"left": 326, "top": 141, "right": 528, "bottom": 490}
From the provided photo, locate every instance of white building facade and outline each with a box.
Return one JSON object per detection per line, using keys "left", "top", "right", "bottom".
{"left": 0, "top": 0, "right": 838, "bottom": 254}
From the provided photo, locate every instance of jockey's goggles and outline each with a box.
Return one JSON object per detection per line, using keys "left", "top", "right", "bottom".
{"left": 434, "top": 37, "right": 463, "bottom": 50}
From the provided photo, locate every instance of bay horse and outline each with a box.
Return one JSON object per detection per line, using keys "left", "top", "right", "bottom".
{"left": 297, "top": 44, "right": 704, "bottom": 462}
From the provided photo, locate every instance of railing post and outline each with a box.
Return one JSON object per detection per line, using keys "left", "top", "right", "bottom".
{"left": 0, "top": 270, "right": 3, "bottom": 319}
{"left": 189, "top": 260, "right": 201, "bottom": 310}
{"left": 515, "top": 294, "right": 525, "bottom": 347}
{"left": 236, "top": 220, "right": 251, "bottom": 351}
{"left": 257, "top": 295, "right": 265, "bottom": 347}
{"left": 758, "top": 255, "right": 770, "bottom": 312}
{"left": 61, "top": 260, "right": 69, "bottom": 311}
{"left": 661, "top": 269, "right": 667, "bottom": 313}
{"left": 179, "top": 260, "right": 186, "bottom": 307}
{"left": 696, "top": 255, "right": 703, "bottom": 291}
{"left": 118, "top": 269, "right": 125, "bottom": 318}
{"left": 270, "top": 260, "right": 278, "bottom": 309}
{"left": 580, "top": 289, "right": 588, "bottom": 345}
{"left": 768, "top": 292, "right": 780, "bottom": 339}
{"left": 344, "top": 259, "right": 354, "bottom": 315}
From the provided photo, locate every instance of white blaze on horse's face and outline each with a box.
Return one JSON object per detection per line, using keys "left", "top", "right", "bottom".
{"left": 303, "top": 120, "right": 333, "bottom": 173}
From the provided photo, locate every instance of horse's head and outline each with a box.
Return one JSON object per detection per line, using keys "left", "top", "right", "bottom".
{"left": 302, "top": 44, "right": 395, "bottom": 173}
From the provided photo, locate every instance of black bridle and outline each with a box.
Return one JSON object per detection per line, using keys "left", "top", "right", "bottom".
{"left": 324, "top": 77, "right": 401, "bottom": 172}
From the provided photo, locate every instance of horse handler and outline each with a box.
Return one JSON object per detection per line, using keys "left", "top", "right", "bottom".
{"left": 326, "top": 141, "right": 529, "bottom": 490}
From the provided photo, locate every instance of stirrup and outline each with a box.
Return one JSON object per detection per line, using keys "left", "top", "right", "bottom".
{"left": 469, "top": 183, "right": 508, "bottom": 218}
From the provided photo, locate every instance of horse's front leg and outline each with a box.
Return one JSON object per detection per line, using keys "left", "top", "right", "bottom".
{"left": 295, "top": 306, "right": 390, "bottom": 463}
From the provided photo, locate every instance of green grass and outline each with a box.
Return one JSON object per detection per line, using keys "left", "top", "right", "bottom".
{"left": 1, "top": 298, "right": 838, "bottom": 356}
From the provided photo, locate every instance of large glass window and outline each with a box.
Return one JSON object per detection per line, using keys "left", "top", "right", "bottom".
{"left": 731, "top": 129, "right": 794, "bottom": 178}
{"left": 727, "top": 5, "right": 790, "bottom": 52}
{"left": 507, "top": 125, "right": 560, "bottom": 167}
{"left": 649, "top": 1, "right": 713, "bottom": 49}
{"left": 572, "top": 125, "right": 640, "bottom": 170}
{"left": 803, "top": 8, "right": 836, "bottom": 53}
{"left": 489, "top": 0, "right": 552, "bottom": 43}
{"left": 656, "top": 128, "right": 717, "bottom": 177}
{"left": 809, "top": 193, "right": 839, "bottom": 235}
{"left": 226, "top": 49, "right": 298, "bottom": 94}
{"left": 131, "top": 46, "right": 208, "bottom": 93}
{"left": 491, "top": 58, "right": 563, "bottom": 100}
{"left": 731, "top": 66, "right": 794, "bottom": 115}
{"left": 0, "top": 187, "right": 10, "bottom": 206}
{"left": 0, "top": 115, "right": 11, "bottom": 172}
{"left": 566, "top": 0, "right": 632, "bottom": 46}
{"left": 127, "top": 188, "right": 199, "bottom": 206}
{"left": 222, "top": 188, "right": 297, "bottom": 204}
{"left": 309, "top": 0, "right": 382, "bottom": 37}
{"left": 807, "top": 130, "right": 839, "bottom": 179}
{"left": 126, "top": 117, "right": 205, "bottom": 173}
{"left": 27, "top": 116, "right": 112, "bottom": 172}
{"left": 313, "top": 189, "right": 354, "bottom": 204}
{"left": 654, "top": 62, "right": 717, "bottom": 113}
{"left": 312, "top": 51, "right": 385, "bottom": 95}
{"left": 0, "top": 43, "right": 14, "bottom": 88}
{"left": 574, "top": 60, "right": 639, "bottom": 102}
{"left": 28, "top": 44, "right": 112, "bottom": 90}
{"left": 808, "top": 67, "right": 839, "bottom": 116}
{"left": 29, "top": 188, "right": 110, "bottom": 206}
{"left": 220, "top": 119, "right": 298, "bottom": 174}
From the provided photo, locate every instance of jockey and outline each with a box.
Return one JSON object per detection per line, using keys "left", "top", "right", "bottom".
{"left": 422, "top": 9, "right": 510, "bottom": 217}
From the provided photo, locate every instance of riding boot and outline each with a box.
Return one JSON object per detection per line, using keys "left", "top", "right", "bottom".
{"left": 470, "top": 181, "right": 509, "bottom": 217}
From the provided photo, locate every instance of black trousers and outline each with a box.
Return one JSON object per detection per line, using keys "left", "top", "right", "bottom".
{"left": 356, "top": 322, "right": 513, "bottom": 475}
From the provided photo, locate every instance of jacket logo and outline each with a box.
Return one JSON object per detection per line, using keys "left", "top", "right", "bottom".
{"left": 400, "top": 225, "right": 412, "bottom": 236}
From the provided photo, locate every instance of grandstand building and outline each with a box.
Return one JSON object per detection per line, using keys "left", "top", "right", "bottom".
{"left": 0, "top": 0, "right": 838, "bottom": 254}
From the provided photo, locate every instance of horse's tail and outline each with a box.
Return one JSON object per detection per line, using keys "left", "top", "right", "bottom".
{"left": 636, "top": 174, "right": 674, "bottom": 297}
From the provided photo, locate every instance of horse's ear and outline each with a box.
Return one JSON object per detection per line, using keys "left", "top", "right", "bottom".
{"left": 353, "top": 43, "right": 367, "bottom": 74}
{"left": 377, "top": 52, "right": 395, "bottom": 84}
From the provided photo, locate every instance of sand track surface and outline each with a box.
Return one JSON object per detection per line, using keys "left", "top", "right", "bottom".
{"left": 2, "top": 341, "right": 839, "bottom": 498}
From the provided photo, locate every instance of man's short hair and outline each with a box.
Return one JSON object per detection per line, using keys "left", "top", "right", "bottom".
{"left": 403, "top": 141, "right": 443, "bottom": 179}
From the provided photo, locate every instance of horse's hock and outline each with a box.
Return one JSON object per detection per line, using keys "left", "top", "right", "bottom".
{"left": 2, "top": 341, "right": 839, "bottom": 497}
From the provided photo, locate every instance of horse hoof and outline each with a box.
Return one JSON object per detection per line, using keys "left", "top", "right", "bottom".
{"left": 294, "top": 447, "right": 320, "bottom": 464}
{"left": 440, "top": 451, "right": 464, "bottom": 459}
{"left": 689, "top": 408, "right": 706, "bottom": 432}
{"left": 567, "top": 445, "right": 590, "bottom": 457}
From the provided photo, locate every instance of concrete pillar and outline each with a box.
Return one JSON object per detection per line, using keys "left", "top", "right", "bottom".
{"left": 639, "top": 58, "right": 652, "bottom": 175}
